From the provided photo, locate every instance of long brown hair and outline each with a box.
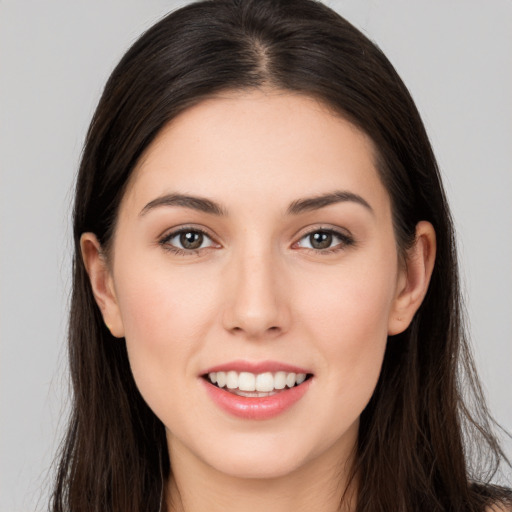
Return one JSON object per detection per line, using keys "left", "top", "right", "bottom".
{"left": 51, "top": 1, "right": 511, "bottom": 510}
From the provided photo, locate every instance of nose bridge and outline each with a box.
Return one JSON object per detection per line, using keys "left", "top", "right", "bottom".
{"left": 223, "top": 239, "right": 288, "bottom": 337}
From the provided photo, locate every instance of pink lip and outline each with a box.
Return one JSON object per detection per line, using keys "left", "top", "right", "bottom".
{"left": 202, "top": 360, "right": 311, "bottom": 375}
{"left": 200, "top": 360, "right": 313, "bottom": 420}
{"left": 202, "top": 378, "right": 312, "bottom": 420}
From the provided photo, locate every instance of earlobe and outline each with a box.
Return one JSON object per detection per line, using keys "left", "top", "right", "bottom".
{"left": 388, "top": 221, "right": 436, "bottom": 335}
{"left": 80, "top": 233, "right": 125, "bottom": 338}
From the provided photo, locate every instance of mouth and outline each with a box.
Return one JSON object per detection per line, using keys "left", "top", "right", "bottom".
{"left": 200, "top": 361, "right": 314, "bottom": 419}
{"left": 202, "top": 370, "right": 314, "bottom": 397}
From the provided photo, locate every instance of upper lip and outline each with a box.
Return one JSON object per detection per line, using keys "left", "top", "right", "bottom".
{"left": 201, "top": 360, "right": 312, "bottom": 376}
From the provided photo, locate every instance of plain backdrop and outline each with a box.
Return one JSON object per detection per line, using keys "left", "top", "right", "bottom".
{"left": 1, "top": 1, "right": 511, "bottom": 510}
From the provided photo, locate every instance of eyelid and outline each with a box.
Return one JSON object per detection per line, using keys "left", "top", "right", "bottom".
{"left": 158, "top": 225, "right": 221, "bottom": 254}
{"left": 157, "top": 224, "right": 354, "bottom": 255}
{"left": 292, "top": 225, "right": 355, "bottom": 252}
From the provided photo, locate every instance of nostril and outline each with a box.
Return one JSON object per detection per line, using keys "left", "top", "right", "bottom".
{"left": 228, "top": 325, "right": 281, "bottom": 336}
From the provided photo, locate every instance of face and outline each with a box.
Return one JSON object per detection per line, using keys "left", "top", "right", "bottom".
{"left": 95, "top": 90, "right": 413, "bottom": 480}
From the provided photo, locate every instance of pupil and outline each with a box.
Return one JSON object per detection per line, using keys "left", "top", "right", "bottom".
{"left": 180, "top": 231, "right": 203, "bottom": 249}
{"left": 311, "top": 231, "right": 332, "bottom": 249}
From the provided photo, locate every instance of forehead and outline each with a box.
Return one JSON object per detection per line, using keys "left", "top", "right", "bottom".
{"left": 122, "top": 90, "right": 390, "bottom": 217}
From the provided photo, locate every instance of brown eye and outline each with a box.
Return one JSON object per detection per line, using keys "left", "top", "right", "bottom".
{"left": 161, "top": 228, "right": 216, "bottom": 253}
{"left": 295, "top": 228, "right": 354, "bottom": 253}
{"left": 180, "top": 231, "right": 204, "bottom": 249}
{"left": 309, "top": 231, "right": 332, "bottom": 249}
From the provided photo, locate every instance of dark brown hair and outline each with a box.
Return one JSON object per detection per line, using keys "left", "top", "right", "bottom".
{"left": 52, "top": 1, "right": 511, "bottom": 510}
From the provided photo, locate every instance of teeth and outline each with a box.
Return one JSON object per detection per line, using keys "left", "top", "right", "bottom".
{"left": 226, "top": 371, "right": 238, "bottom": 389}
{"left": 206, "top": 370, "right": 309, "bottom": 392}
{"left": 216, "top": 371, "right": 226, "bottom": 388}
{"left": 285, "top": 372, "right": 296, "bottom": 388}
{"left": 296, "top": 373, "right": 306, "bottom": 385}
{"left": 256, "top": 372, "right": 274, "bottom": 392}
{"left": 274, "top": 371, "right": 286, "bottom": 390}
{"left": 238, "top": 372, "right": 256, "bottom": 391}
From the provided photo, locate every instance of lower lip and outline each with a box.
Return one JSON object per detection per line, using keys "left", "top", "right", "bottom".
{"left": 201, "top": 378, "right": 312, "bottom": 420}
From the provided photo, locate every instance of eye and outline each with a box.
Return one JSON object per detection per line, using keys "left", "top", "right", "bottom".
{"left": 295, "top": 228, "right": 354, "bottom": 252}
{"left": 159, "top": 228, "right": 217, "bottom": 254}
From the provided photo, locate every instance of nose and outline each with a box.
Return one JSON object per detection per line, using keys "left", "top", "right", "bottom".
{"left": 222, "top": 246, "right": 290, "bottom": 339}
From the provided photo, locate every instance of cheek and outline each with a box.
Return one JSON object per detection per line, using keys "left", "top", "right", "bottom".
{"left": 295, "top": 259, "right": 396, "bottom": 404}
{"left": 115, "top": 255, "right": 217, "bottom": 342}
{"left": 112, "top": 258, "right": 219, "bottom": 404}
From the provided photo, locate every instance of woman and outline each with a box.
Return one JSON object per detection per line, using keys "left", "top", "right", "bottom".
{"left": 51, "top": 0, "right": 511, "bottom": 510}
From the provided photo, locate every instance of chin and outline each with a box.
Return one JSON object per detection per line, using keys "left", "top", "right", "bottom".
{"left": 210, "top": 450, "right": 307, "bottom": 480}
{"left": 192, "top": 428, "right": 328, "bottom": 481}
{"left": 169, "top": 427, "right": 299, "bottom": 479}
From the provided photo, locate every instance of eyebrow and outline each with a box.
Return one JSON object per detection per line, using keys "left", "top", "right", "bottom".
{"left": 286, "top": 190, "right": 374, "bottom": 216}
{"left": 140, "top": 193, "right": 227, "bottom": 216}
{"left": 139, "top": 190, "right": 373, "bottom": 217}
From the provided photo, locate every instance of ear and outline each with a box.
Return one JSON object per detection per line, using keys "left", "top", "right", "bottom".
{"left": 80, "top": 233, "right": 125, "bottom": 338}
{"left": 388, "top": 221, "right": 436, "bottom": 335}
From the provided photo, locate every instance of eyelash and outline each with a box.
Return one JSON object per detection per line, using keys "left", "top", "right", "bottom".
{"left": 158, "top": 227, "right": 216, "bottom": 256}
{"left": 294, "top": 228, "right": 355, "bottom": 254}
{"left": 158, "top": 226, "right": 355, "bottom": 256}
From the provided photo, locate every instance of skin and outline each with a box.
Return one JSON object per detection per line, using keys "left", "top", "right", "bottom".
{"left": 82, "top": 90, "right": 436, "bottom": 512}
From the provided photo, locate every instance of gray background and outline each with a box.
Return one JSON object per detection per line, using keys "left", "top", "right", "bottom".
{"left": 1, "top": 1, "right": 510, "bottom": 510}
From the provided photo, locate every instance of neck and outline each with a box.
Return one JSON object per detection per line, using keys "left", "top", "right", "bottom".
{"left": 165, "top": 434, "right": 358, "bottom": 512}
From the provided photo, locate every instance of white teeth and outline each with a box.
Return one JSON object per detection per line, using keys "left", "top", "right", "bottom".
{"left": 206, "top": 370, "right": 309, "bottom": 392}
{"left": 238, "top": 372, "right": 256, "bottom": 391}
{"left": 226, "top": 371, "right": 238, "bottom": 389}
{"left": 256, "top": 372, "right": 274, "bottom": 392}
{"left": 274, "top": 371, "right": 286, "bottom": 390}
{"left": 296, "top": 373, "right": 306, "bottom": 385}
{"left": 234, "top": 389, "right": 277, "bottom": 397}
{"left": 216, "top": 371, "right": 226, "bottom": 388}
{"left": 285, "top": 372, "right": 296, "bottom": 388}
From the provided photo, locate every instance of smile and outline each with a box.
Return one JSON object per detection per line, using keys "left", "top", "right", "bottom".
{"left": 201, "top": 362, "right": 314, "bottom": 420}
{"left": 206, "top": 371, "right": 308, "bottom": 396}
